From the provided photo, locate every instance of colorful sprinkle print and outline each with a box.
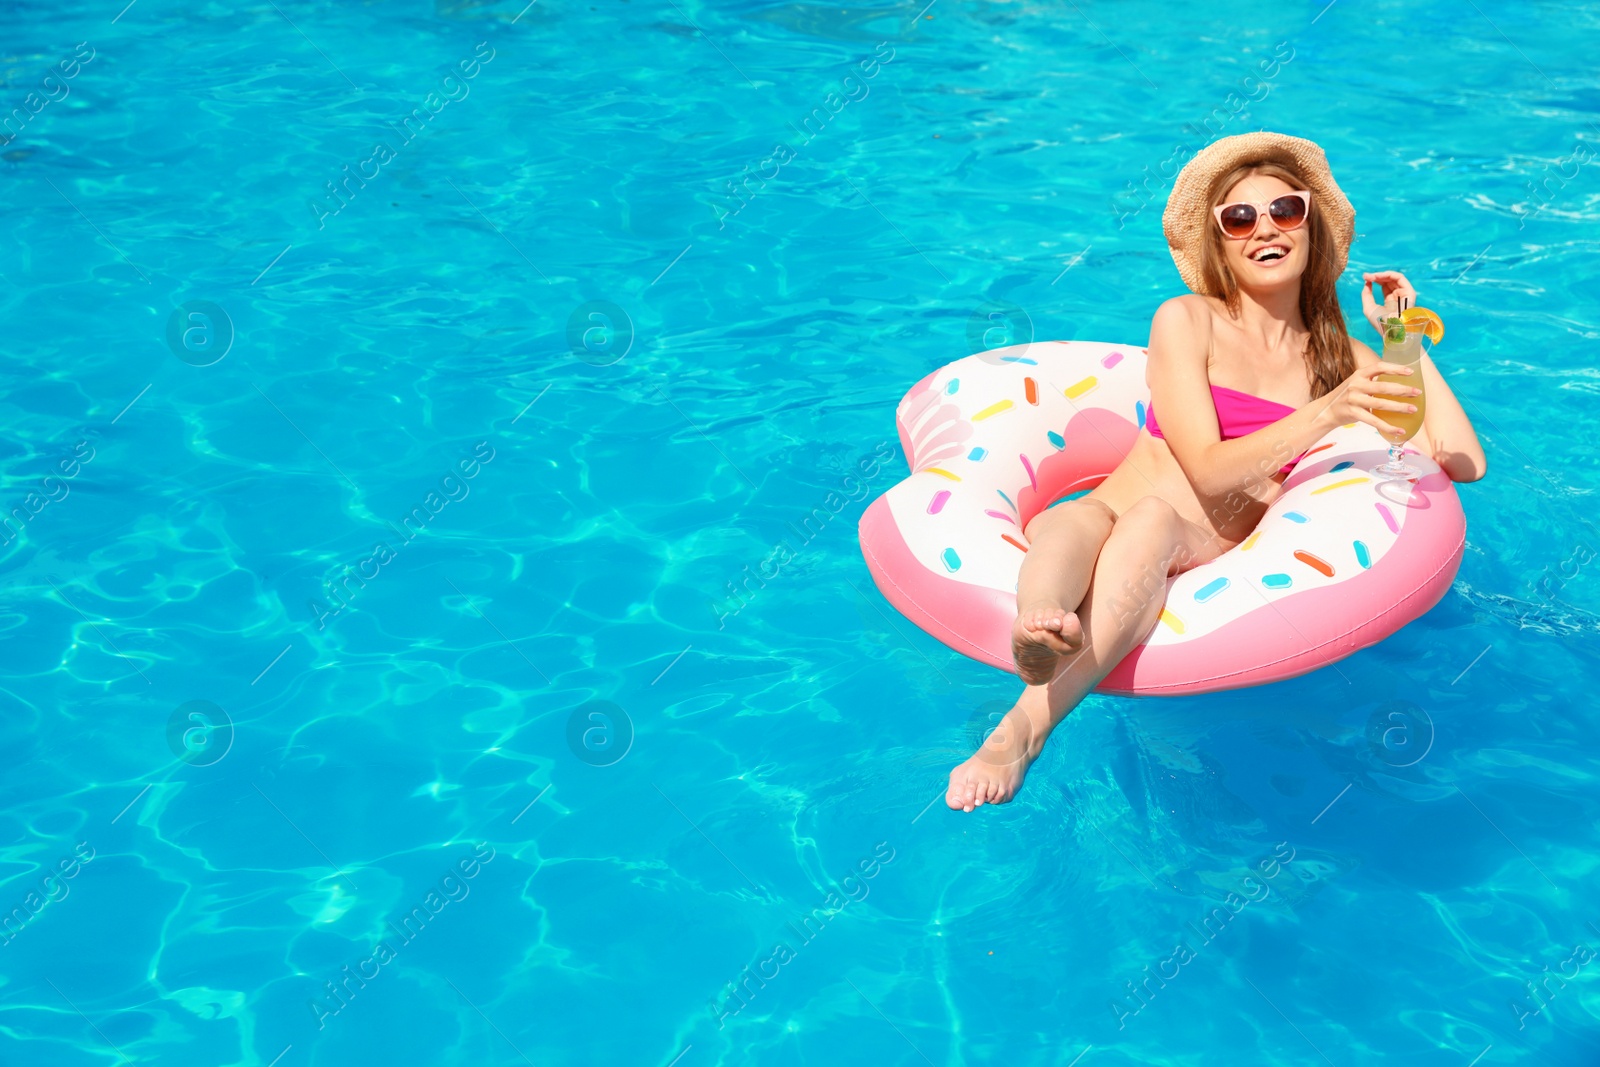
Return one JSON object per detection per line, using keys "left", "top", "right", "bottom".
{"left": 1001, "top": 534, "right": 1028, "bottom": 553}
{"left": 968, "top": 446, "right": 988, "bottom": 461}
{"left": 1262, "top": 573, "right": 1293, "bottom": 589}
{"left": 928, "top": 490, "right": 950, "bottom": 514}
{"left": 946, "top": 379, "right": 960, "bottom": 395}
{"left": 1135, "top": 400, "right": 1146, "bottom": 429}
{"left": 1353, "top": 540, "right": 1371, "bottom": 569}
{"left": 1024, "top": 377, "right": 1039, "bottom": 405}
{"left": 925, "top": 467, "right": 961, "bottom": 481}
{"left": 1064, "top": 376, "right": 1098, "bottom": 400}
{"left": 1101, "top": 351, "right": 1124, "bottom": 369}
{"left": 1311, "top": 477, "right": 1371, "bottom": 496}
{"left": 1330, "top": 460, "right": 1354, "bottom": 472}
{"left": 1020, "top": 454, "right": 1037, "bottom": 491}
{"left": 1375, "top": 502, "right": 1399, "bottom": 534}
{"left": 1302, "top": 442, "right": 1335, "bottom": 459}
{"left": 1283, "top": 511, "right": 1308, "bottom": 523}
{"left": 1047, "top": 429, "right": 1066, "bottom": 449}
{"left": 1240, "top": 531, "right": 1262, "bottom": 551}
{"left": 1294, "top": 550, "right": 1334, "bottom": 577}
{"left": 999, "top": 355, "right": 1038, "bottom": 365}
{"left": 1159, "top": 608, "right": 1185, "bottom": 634}
{"left": 996, "top": 489, "right": 1017, "bottom": 514}
{"left": 940, "top": 547, "right": 961, "bottom": 572}
{"left": 1194, "top": 576, "right": 1230, "bottom": 603}
{"left": 984, "top": 509, "right": 1017, "bottom": 525}
{"left": 972, "top": 399, "right": 1014, "bottom": 421}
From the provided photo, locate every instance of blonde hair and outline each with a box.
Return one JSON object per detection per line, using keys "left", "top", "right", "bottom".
{"left": 1197, "top": 159, "right": 1353, "bottom": 400}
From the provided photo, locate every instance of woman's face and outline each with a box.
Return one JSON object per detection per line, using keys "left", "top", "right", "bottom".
{"left": 1215, "top": 172, "right": 1309, "bottom": 291}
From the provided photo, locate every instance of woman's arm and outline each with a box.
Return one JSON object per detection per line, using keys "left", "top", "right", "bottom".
{"left": 1394, "top": 344, "right": 1487, "bottom": 482}
{"left": 1147, "top": 296, "right": 1382, "bottom": 498}
{"left": 1358, "top": 271, "right": 1487, "bottom": 483}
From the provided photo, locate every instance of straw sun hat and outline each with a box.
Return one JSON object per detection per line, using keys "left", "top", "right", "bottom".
{"left": 1162, "top": 131, "right": 1356, "bottom": 295}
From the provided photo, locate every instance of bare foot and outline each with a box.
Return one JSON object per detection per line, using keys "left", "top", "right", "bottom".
{"left": 1011, "top": 602, "right": 1084, "bottom": 685}
{"left": 946, "top": 706, "right": 1042, "bottom": 812}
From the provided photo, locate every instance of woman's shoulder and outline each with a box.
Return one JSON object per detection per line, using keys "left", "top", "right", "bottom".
{"left": 1347, "top": 333, "right": 1380, "bottom": 367}
{"left": 1152, "top": 292, "right": 1214, "bottom": 324}
{"left": 1149, "top": 293, "right": 1216, "bottom": 341}
{"left": 1148, "top": 294, "right": 1214, "bottom": 368}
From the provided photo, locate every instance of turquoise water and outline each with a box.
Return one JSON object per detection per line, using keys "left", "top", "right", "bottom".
{"left": 3, "top": 0, "right": 1599, "bottom": 1063}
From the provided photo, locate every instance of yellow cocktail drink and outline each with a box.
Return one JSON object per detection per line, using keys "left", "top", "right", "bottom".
{"left": 1376, "top": 325, "right": 1426, "bottom": 441}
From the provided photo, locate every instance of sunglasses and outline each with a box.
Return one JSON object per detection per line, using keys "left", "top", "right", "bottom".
{"left": 1211, "top": 190, "right": 1311, "bottom": 239}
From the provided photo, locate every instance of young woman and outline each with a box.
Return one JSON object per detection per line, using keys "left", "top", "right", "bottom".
{"left": 946, "top": 131, "right": 1487, "bottom": 812}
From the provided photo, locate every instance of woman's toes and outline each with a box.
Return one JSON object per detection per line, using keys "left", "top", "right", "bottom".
{"left": 946, "top": 771, "right": 965, "bottom": 806}
{"left": 947, "top": 771, "right": 972, "bottom": 812}
{"left": 1021, "top": 610, "right": 1082, "bottom": 653}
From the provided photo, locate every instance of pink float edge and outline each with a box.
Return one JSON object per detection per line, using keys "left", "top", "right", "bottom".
{"left": 859, "top": 493, "right": 1019, "bottom": 672}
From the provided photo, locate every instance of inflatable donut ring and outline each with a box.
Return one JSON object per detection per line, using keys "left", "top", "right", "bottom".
{"left": 857, "top": 340, "right": 1466, "bottom": 696}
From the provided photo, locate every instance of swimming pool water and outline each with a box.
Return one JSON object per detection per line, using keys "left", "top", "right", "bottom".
{"left": 4, "top": 0, "right": 1600, "bottom": 1064}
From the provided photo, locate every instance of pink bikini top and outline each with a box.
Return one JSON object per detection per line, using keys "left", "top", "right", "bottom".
{"left": 1145, "top": 384, "right": 1303, "bottom": 475}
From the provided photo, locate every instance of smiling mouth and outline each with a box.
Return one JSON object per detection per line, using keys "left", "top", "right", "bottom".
{"left": 1250, "top": 245, "right": 1289, "bottom": 262}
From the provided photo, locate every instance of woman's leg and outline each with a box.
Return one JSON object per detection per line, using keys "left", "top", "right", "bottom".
{"left": 947, "top": 496, "right": 1216, "bottom": 811}
{"left": 1011, "top": 497, "right": 1119, "bottom": 684}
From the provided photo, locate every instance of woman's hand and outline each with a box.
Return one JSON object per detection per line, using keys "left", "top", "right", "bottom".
{"left": 1322, "top": 361, "right": 1422, "bottom": 442}
{"left": 1360, "top": 270, "right": 1419, "bottom": 336}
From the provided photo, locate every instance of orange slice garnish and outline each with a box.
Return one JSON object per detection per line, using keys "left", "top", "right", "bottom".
{"left": 1400, "top": 306, "right": 1445, "bottom": 344}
